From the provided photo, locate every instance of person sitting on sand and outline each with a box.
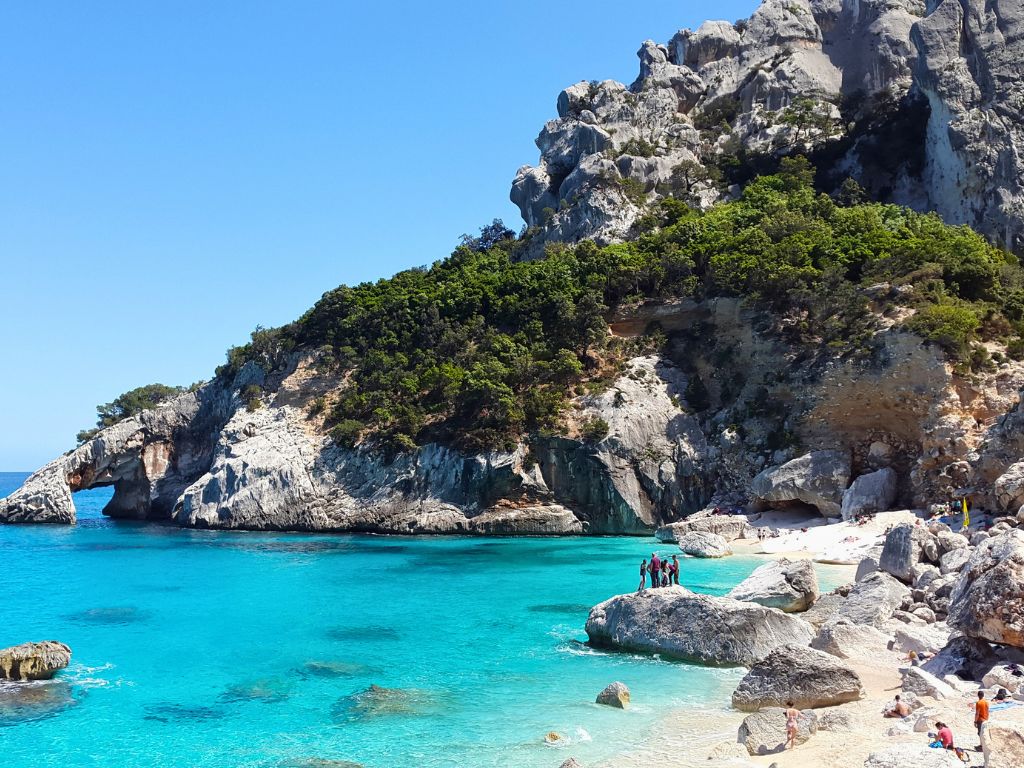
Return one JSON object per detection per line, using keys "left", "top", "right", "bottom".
{"left": 785, "top": 701, "right": 800, "bottom": 750}
{"left": 671, "top": 554, "right": 680, "bottom": 585}
{"left": 935, "top": 721, "right": 954, "bottom": 750}
{"left": 884, "top": 694, "right": 911, "bottom": 718}
{"left": 637, "top": 559, "right": 647, "bottom": 593}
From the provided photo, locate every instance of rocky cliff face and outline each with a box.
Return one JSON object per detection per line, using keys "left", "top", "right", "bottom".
{"left": 512, "top": 0, "right": 1024, "bottom": 255}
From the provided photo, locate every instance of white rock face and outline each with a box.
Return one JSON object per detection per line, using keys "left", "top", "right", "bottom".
{"left": 751, "top": 451, "right": 852, "bottom": 517}
{"left": 841, "top": 467, "right": 897, "bottom": 520}
{"left": 678, "top": 530, "right": 732, "bottom": 558}
{"left": 812, "top": 620, "right": 893, "bottom": 661}
{"left": 512, "top": 0, "right": 1024, "bottom": 256}
{"left": 891, "top": 624, "right": 951, "bottom": 656}
{"left": 585, "top": 586, "right": 814, "bottom": 665}
{"left": 727, "top": 557, "right": 819, "bottom": 612}
{"left": 655, "top": 514, "right": 753, "bottom": 542}
{"left": 900, "top": 666, "right": 956, "bottom": 699}
{"left": 995, "top": 462, "right": 1024, "bottom": 512}
{"left": 830, "top": 571, "right": 910, "bottom": 629}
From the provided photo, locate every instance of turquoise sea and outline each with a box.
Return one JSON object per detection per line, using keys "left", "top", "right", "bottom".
{"left": 1, "top": 472, "right": 843, "bottom": 767}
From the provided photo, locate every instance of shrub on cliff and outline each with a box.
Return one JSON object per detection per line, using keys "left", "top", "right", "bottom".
{"left": 76, "top": 383, "right": 185, "bottom": 443}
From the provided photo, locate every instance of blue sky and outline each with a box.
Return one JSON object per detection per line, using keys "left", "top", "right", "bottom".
{"left": 0, "top": 0, "right": 758, "bottom": 469}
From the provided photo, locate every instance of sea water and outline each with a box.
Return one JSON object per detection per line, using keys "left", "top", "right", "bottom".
{"left": 0, "top": 472, "right": 846, "bottom": 768}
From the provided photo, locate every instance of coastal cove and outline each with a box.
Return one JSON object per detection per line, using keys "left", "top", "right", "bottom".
{"left": 0, "top": 473, "right": 850, "bottom": 768}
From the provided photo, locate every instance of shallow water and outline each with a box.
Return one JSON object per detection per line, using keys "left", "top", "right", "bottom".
{"left": 0, "top": 472, "right": 841, "bottom": 768}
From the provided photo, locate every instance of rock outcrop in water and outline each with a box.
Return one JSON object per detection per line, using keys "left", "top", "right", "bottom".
{"left": 585, "top": 586, "right": 815, "bottom": 665}
{"left": 0, "top": 642, "right": 71, "bottom": 681}
{"left": 512, "top": 0, "right": 1024, "bottom": 256}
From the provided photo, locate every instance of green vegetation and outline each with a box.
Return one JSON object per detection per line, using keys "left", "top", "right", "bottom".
{"left": 76, "top": 383, "right": 185, "bottom": 443}
{"left": 218, "top": 156, "right": 1024, "bottom": 454}
{"left": 580, "top": 417, "right": 611, "bottom": 442}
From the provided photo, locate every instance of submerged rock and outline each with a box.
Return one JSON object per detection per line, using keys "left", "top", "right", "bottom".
{"left": 0, "top": 680, "right": 80, "bottom": 726}
{"left": 585, "top": 586, "right": 814, "bottom": 666}
{"left": 731, "top": 643, "right": 864, "bottom": 711}
{"left": 0, "top": 642, "right": 71, "bottom": 682}
{"left": 727, "top": 558, "right": 819, "bottom": 613}
{"left": 332, "top": 684, "right": 438, "bottom": 721}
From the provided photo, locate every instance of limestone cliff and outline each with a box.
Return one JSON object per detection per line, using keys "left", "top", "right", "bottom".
{"left": 512, "top": 0, "right": 1024, "bottom": 255}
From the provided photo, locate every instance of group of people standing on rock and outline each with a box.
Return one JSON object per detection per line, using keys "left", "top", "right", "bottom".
{"left": 637, "top": 553, "right": 679, "bottom": 592}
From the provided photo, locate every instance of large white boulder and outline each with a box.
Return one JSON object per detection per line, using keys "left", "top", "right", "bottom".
{"left": 841, "top": 468, "right": 897, "bottom": 520}
{"left": 727, "top": 558, "right": 819, "bottom": 612}
{"left": 831, "top": 571, "right": 910, "bottom": 629}
{"left": 585, "top": 586, "right": 814, "bottom": 666}
{"left": 751, "top": 450, "right": 851, "bottom": 518}
{"left": 812, "top": 620, "right": 892, "bottom": 661}
{"left": 737, "top": 707, "right": 816, "bottom": 756}
{"left": 655, "top": 515, "right": 753, "bottom": 542}
{"left": 731, "top": 643, "right": 864, "bottom": 711}
{"left": 900, "top": 666, "right": 956, "bottom": 700}
{"left": 864, "top": 744, "right": 963, "bottom": 767}
{"left": 678, "top": 531, "right": 731, "bottom": 558}
{"left": 880, "top": 523, "right": 937, "bottom": 583}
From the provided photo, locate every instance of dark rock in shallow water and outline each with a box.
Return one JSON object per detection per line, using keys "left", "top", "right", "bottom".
{"left": 65, "top": 606, "right": 150, "bottom": 626}
{"left": 0, "top": 681, "right": 80, "bottom": 726}
{"left": 326, "top": 626, "right": 400, "bottom": 642}
{"left": 332, "top": 684, "right": 439, "bottom": 722}
{"left": 277, "top": 760, "right": 364, "bottom": 768}
{"left": 220, "top": 679, "right": 291, "bottom": 704}
{"left": 298, "top": 661, "right": 379, "bottom": 679}
{"left": 143, "top": 703, "right": 228, "bottom": 723}
{"left": 527, "top": 603, "right": 592, "bottom": 614}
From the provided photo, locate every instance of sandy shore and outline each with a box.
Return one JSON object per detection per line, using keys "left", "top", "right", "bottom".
{"left": 599, "top": 510, "right": 1023, "bottom": 767}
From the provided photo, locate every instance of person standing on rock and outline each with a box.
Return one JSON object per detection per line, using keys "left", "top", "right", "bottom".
{"left": 637, "top": 559, "right": 647, "bottom": 593}
{"left": 650, "top": 553, "right": 661, "bottom": 589}
{"left": 671, "top": 555, "right": 680, "bottom": 585}
{"left": 785, "top": 701, "right": 800, "bottom": 750}
{"left": 974, "top": 690, "right": 989, "bottom": 747}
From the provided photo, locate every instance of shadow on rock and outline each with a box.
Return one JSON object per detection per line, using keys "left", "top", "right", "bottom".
{"left": 0, "top": 681, "right": 80, "bottom": 726}
{"left": 331, "top": 684, "right": 443, "bottom": 722}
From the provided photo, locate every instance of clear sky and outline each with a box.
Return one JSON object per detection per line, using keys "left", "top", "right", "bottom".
{"left": 0, "top": 0, "right": 758, "bottom": 470}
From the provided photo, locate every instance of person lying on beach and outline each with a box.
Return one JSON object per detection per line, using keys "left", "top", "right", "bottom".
{"left": 883, "top": 695, "right": 911, "bottom": 718}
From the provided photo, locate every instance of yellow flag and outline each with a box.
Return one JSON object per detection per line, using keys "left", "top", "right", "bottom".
{"left": 962, "top": 498, "right": 970, "bottom": 529}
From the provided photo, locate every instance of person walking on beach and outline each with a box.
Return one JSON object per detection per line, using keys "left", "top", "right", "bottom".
{"left": 671, "top": 555, "right": 680, "bottom": 585}
{"left": 974, "top": 690, "right": 989, "bottom": 747}
{"left": 785, "top": 701, "right": 800, "bottom": 750}
{"left": 650, "top": 553, "right": 661, "bottom": 589}
{"left": 637, "top": 559, "right": 648, "bottom": 593}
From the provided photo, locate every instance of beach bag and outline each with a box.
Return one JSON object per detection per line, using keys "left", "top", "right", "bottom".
{"left": 953, "top": 746, "right": 971, "bottom": 763}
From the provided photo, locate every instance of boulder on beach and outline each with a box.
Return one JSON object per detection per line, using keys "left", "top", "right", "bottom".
{"left": 731, "top": 643, "right": 864, "bottom": 711}
{"left": 900, "top": 666, "right": 956, "bottom": 699}
{"left": 801, "top": 592, "right": 846, "bottom": 629}
{"left": 947, "top": 530, "right": 1024, "bottom": 647}
{"left": 891, "top": 624, "right": 951, "bottom": 656}
{"left": 585, "top": 587, "right": 814, "bottom": 666}
{"left": 726, "top": 557, "right": 819, "bottom": 613}
{"left": 0, "top": 641, "right": 71, "bottom": 681}
{"left": 595, "top": 681, "right": 630, "bottom": 708}
{"left": 811, "top": 619, "right": 891, "bottom": 661}
{"left": 864, "top": 744, "right": 963, "bottom": 767}
{"left": 830, "top": 571, "right": 909, "bottom": 629}
{"left": 841, "top": 467, "right": 897, "bottom": 520}
{"left": 982, "top": 722, "right": 1024, "bottom": 768}
{"left": 880, "top": 523, "right": 935, "bottom": 583}
{"left": 737, "top": 707, "right": 816, "bottom": 755}
{"left": 678, "top": 531, "right": 731, "bottom": 558}
{"left": 750, "top": 450, "right": 850, "bottom": 518}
